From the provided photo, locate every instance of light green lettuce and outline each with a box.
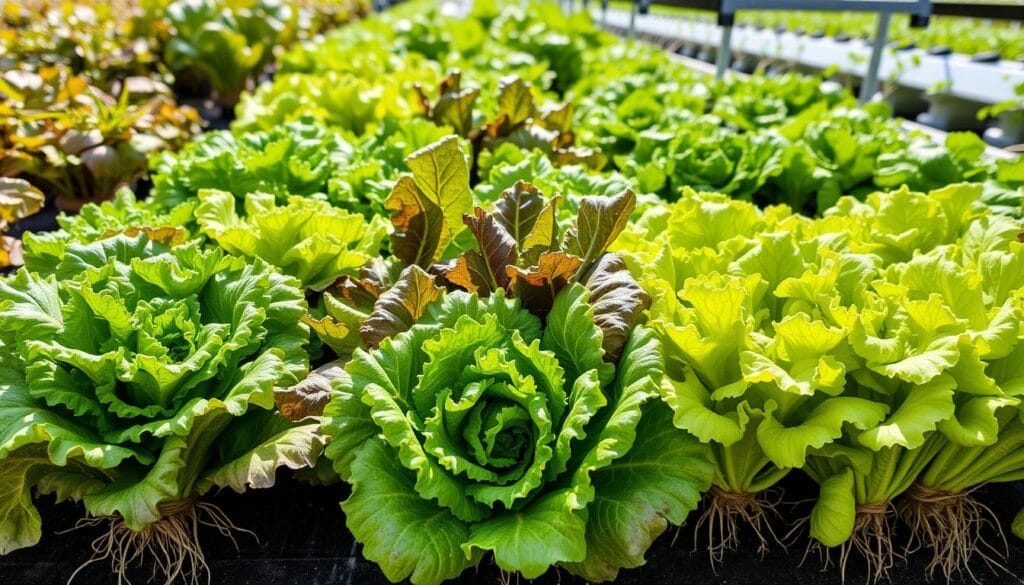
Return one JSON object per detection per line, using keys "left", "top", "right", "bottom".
{"left": 195, "top": 190, "right": 388, "bottom": 290}
{"left": 622, "top": 192, "right": 885, "bottom": 525}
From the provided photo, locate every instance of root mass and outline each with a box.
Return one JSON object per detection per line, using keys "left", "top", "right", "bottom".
{"left": 65, "top": 497, "right": 255, "bottom": 585}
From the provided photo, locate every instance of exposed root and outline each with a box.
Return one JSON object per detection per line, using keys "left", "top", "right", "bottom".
{"left": 690, "top": 486, "right": 786, "bottom": 567}
{"left": 805, "top": 501, "right": 901, "bottom": 585}
{"left": 64, "top": 498, "right": 255, "bottom": 585}
{"left": 897, "top": 484, "right": 1011, "bottom": 583}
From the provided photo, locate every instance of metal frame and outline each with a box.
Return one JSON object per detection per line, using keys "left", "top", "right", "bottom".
{"left": 605, "top": 9, "right": 1024, "bottom": 104}
{"left": 625, "top": 0, "right": 933, "bottom": 103}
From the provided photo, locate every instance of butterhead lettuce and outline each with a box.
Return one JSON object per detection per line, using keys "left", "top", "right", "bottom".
{"left": 322, "top": 285, "right": 712, "bottom": 584}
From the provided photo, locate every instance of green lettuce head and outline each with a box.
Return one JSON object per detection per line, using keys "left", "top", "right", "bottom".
{"left": 195, "top": 190, "right": 389, "bottom": 290}
{"left": 625, "top": 121, "right": 785, "bottom": 202}
{"left": 0, "top": 233, "right": 320, "bottom": 573}
{"left": 322, "top": 284, "right": 712, "bottom": 584}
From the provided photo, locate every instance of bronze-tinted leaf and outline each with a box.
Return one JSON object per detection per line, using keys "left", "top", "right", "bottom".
{"left": 483, "top": 112, "right": 512, "bottom": 140}
{"left": 439, "top": 69, "right": 462, "bottom": 94}
{"left": 330, "top": 276, "right": 380, "bottom": 310}
{"left": 0, "top": 177, "right": 44, "bottom": 224}
{"left": 506, "top": 124, "right": 559, "bottom": 152}
{"left": 413, "top": 70, "right": 470, "bottom": 129}
{"left": 564, "top": 190, "right": 636, "bottom": 271}
{"left": 412, "top": 83, "right": 433, "bottom": 116}
{"left": 552, "top": 147, "right": 608, "bottom": 171}
{"left": 404, "top": 135, "right": 473, "bottom": 236}
{"left": 505, "top": 251, "right": 581, "bottom": 317}
{"left": 445, "top": 250, "right": 493, "bottom": 295}
{"left": 497, "top": 77, "right": 536, "bottom": 127}
{"left": 464, "top": 207, "right": 517, "bottom": 291}
{"left": 359, "top": 257, "right": 402, "bottom": 292}
{"left": 493, "top": 181, "right": 545, "bottom": 245}
{"left": 326, "top": 257, "right": 401, "bottom": 310}
{"left": 360, "top": 265, "right": 444, "bottom": 348}
{"left": 581, "top": 253, "right": 652, "bottom": 362}
{"left": 434, "top": 87, "right": 480, "bottom": 138}
{"left": 538, "top": 102, "right": 574, "bottom": 133}
{"left": 386, "top": 175, "right": 448, "bottom": 267}
{"left": 275, "top": 360, "right": 348, "bottom": 421}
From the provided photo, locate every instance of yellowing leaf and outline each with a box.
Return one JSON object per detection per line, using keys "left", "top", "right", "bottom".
{"left": 0, "top": 178, "right": 44, "bottom": 224}
{"left": 1, "top": 235, "right": 23, "bottom": 268}
{"left": 100, "top": 226, "right": 188, "bottom": 247}
{"left": 496, "top": 77, "right": 536, "bottom": 128}
{"left": 404, "top": 135, "right": 472, "bottom": 239}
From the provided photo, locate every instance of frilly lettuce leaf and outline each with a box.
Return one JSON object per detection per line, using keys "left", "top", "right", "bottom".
{"left": 0, "top": 232, "right": 319, "bottom": 550}
{"left": 632, "top": 185, "right": 1024, "bottom": 525}
{"left": 196, "top": 190, "right": 388, "bottom": 290}
{"left": 149, "top": 117, "right": 356, "bottom": 214}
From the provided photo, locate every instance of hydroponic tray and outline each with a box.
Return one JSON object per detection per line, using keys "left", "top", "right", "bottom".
{"left": 597, "top": 6, "right": 1024, "bottom": 105}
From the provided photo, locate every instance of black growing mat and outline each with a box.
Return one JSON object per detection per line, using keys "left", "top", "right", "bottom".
{"left": 2, "top": 473, "right": 1022, "bottom": 584}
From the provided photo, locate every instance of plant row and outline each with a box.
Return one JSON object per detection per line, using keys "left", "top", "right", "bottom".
{"left": 1, "top": 2, "right": 1023, "bottom": 585}
{"left": 0, "top": 0, "right": 369, "bottom": 264}
{"left": 2, "top": 0, "right": 369, "bottom": 107}
{"left": 615, "top": 1, "right": 1024, "bottom": 61}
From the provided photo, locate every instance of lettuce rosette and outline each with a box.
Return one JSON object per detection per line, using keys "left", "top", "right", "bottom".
{"left": 148, "top": 117, "right": 357, "bottom": 217}
{"left": 624, "top": 120, "right": 785, "bottom": 202}
{"left": 800, "top": 185, "right": 1024, "bottom": 579}
{"left": 195, "top": 189, "right": 389, "bottom": 291}
{"left": 615, "top": 190, "right": 889, "bottom": 561}
{"left": 321, "top": 282, "right": 713, "bottom": 584}
{"left": 0, "top": 233, "right": 321, "bottom": 582}
{"left": 20, "top": 189, "right": 198, "bottom": 276}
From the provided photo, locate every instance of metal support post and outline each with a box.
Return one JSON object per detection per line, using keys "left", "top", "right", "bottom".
{"left": 716, "top": 24, "right": 733, "bottom": 78}
{"left": 628, "top": 1, "right": 638, "bottom": 39}
{"left": 859, "top": 11, "right": 891, "bottom": 103}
